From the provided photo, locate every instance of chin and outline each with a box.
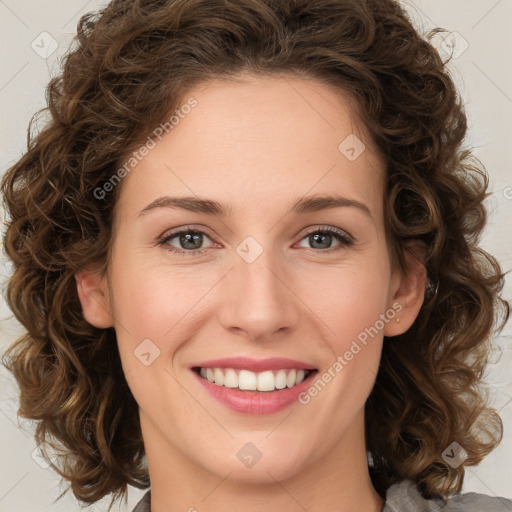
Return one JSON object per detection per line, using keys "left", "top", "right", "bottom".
{"left": 199, "top": 438, "right": 312, "bottom": 484}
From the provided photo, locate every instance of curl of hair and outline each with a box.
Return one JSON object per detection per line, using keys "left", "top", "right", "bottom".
{"left": 1, "top": 0, "right": 509, "bottom": 506}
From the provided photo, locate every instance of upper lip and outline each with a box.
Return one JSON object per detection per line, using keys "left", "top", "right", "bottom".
{"left": 191, "top": 357, "right": 317, "bottom": 372}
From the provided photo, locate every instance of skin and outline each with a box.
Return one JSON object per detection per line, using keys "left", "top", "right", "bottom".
{"left": 76, "top": 73, "right": 426, "bottom": 512}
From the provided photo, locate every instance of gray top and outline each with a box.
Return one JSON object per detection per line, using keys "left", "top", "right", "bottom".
{"left": 381, "top": 479, "right": 512, "bottom": 511}
{"left": 131, "top": 479, "right": 512, "bottom": 511}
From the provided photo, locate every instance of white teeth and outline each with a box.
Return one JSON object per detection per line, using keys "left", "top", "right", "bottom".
{"left": 257, "top": 371, "right": 275, "bottom": 391}
{"left": 213, "top": 368, "right": 224, "bottom": 386}
{"left": 238, "top": 369, "right": 257, "bottom": 390}
{"left": 223, "top": 368, "right": 238, "bottom": 388}
{"left": 197, "top": 367, "right": 312, "bottom": 391}
{"left": 286, "top": 369, "right": 296, "bottom": 388}
{"left": 275, "top": 369, "right": 287, "bottom": 389}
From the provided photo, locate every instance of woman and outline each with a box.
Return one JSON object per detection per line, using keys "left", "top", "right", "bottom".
{"left": 1, "top": 0, "right": 510, "bottom": 511}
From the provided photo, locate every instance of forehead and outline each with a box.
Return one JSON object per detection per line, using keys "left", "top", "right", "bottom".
{"left": 114, "top": 74, "right": 386, "bottom": 220}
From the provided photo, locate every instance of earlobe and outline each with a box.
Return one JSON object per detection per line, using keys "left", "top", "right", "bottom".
{"left": 75, "top": 264, "right": 114, "bottom": 329}
{"left": 384, "top": 244, "right": 427, "bottom": 337}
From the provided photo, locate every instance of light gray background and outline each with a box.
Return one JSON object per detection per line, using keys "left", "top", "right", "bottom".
{"left": 1, "top": 1, "right": 511, "bottom": 511}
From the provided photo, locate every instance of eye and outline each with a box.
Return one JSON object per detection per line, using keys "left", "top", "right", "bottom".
{"left": 157, "top": 225, "right": 354, "bottom": 257}
{"left": 157, "top": 228, "right": 215, "bottom": 256}
{"left": 296, "top": 226, "right": 353, "bottom": 251}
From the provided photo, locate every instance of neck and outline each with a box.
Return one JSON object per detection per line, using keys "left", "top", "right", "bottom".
{"left": 142, "top": 409, "right": 384, "bottom": 512}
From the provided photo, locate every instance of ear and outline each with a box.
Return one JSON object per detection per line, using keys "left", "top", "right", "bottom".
{"left": 384, "top": 242, "right": 427, "bottom": 337}
{"left": 75, "top": 263, "right": 114, "bottom": 329}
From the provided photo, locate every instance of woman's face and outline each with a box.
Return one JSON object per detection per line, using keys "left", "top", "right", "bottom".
{"left": 78, "top": 74, "right": 423, "bottom": 486}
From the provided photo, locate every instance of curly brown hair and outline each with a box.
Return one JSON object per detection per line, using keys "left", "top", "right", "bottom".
{"left": 1, "top": 0, "right": 509, "bottom": 508}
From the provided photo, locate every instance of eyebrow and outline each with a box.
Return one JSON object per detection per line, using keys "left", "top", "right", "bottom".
{"left": 137, "top": 194, "right": 373, "bottom": 220}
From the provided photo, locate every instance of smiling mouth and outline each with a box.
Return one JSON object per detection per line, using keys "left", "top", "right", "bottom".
{"left": 193, "top": 367, "right": 318, "bottom": 392}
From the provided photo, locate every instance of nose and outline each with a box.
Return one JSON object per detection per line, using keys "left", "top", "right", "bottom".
{"left": 217, "top": 245, "right": 300, "bottom": 343}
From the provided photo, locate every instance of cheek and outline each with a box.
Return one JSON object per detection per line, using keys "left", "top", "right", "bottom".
{"left": 302, "top": 260, "right": 392, "bottom": 347}
{"left": 107, "top": 253, "right": 227, "bottom": 388}
{"left": 109, "top": 253, "right": 220, "bottom": 338}
{"left": 296, "top": 268, "right": 389, "bottom": 437}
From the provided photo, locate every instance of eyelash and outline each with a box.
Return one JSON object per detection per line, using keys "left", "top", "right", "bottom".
{"left": 156, "top": 225, "right": 354, "bottom": 257}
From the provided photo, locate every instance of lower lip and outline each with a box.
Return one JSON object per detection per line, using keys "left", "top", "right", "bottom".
{"left": 193, "top": 370, "right": 318, "bottom": 415}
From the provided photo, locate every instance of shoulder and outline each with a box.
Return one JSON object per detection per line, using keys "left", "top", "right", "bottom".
{"left": 131, "top": 489, "right": 151, "bottom": 512}
{"left": 382, "top": 479, "right": 512, "bottom": 512}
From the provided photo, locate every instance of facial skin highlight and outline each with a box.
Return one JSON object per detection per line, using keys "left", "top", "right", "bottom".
{"left": 76, "top": 74, "right": 426, "bottom": 512}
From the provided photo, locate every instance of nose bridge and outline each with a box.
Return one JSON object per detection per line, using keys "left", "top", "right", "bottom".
{"left": 219, "top": 238, "right": 298, "bottom": 340}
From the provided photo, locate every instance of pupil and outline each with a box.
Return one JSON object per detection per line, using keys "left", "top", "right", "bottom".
{"left": 311, "top": 233, "right": 331, "bottom": 249}
{"left": 181, "top": 232, "right": 202, "bottom": 249}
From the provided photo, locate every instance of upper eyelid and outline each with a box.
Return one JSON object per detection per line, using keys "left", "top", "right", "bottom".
{"left": 301, "top": 225, "right": 352, "bottom": 239}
